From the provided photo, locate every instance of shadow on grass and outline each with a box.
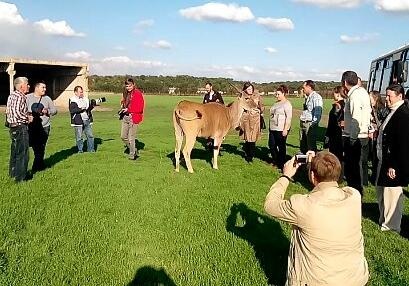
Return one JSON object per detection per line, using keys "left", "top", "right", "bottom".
{"left": 226, "top": 203, "right": 289, "bottom": 286}
{"left": 94, "top": 137, "right": 116, "bottom": 151}
{"left": 44, "top": 146, "right": 77, "bottom": 169}
{"left": 135, "top": 139, "right": 145, "bottom": 151}
{"left": 80, "top": 137, "right": 113, "bottom": 152}
{"left": 362, "top": 202, "right": 409, "bottom": 240}
{"left": 166, "top": 148, "right": 213, "bottom": 170}
{"left": 223, "top": 143, "right": 272, "bottom": 164}
{"left": 362, "top": 202, "right": 379, "bottom": 225}
{"left": 222, "top": 143, "right": 245, "bottom": 158}
{"left": 254, "top": 145, "right": 272, "bottom": 164}
{"left": 127, "top": 265, "right": 176, "bottom": 286}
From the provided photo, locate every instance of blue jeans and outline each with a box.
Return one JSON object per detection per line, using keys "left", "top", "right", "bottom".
{"left": 9, "top": 124, "right": 29, "bottom": 181}
{"left": 74, "top": 120, "right": 94, "bottom": 152}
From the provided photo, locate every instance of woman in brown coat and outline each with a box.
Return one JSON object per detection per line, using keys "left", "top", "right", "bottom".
{"left": 239, "top": 82, "right": 264, "bottom": 162}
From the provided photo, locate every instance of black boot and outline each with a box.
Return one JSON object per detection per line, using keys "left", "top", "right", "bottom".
{"left": 243, "top": 142, "right": 250, "bottom": 162}
{"left": 248, "top": 142, "right": 255, "bottom": 162}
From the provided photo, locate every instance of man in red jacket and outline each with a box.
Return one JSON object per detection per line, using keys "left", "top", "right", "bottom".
{"left": 120, "top": 78, "right": 145, "bottom": 160}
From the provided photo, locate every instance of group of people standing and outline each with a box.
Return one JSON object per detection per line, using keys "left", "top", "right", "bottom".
{"left": 263, "top": 71, "right": 409, "bottom": 285}
{"left": 324, "top": 71, "right": 409, "bottom": 234}
{"left": 5, "top": 77, "right": 145, "bottom": 182}
{"left": 6, "top": 77, "right": 57, "bottom": 182}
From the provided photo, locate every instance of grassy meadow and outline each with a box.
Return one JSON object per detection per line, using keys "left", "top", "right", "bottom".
{"left": 0, "top": 93, "right": 408, "bottom": 285}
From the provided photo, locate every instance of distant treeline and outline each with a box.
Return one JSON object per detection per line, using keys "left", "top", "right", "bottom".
{"left": 89, "top": 75, "right": 364, "bottom": 98}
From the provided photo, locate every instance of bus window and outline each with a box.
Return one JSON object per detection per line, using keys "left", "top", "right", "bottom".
{"left": 368, "top": 68, "right": 376, "bottom": 91}
{"left": 404, "top": 51, "right": 409, "bottom": 86}
{"left": 373, "top": 61, "right": 383, "bottom": 92}
{"left": 380, "top": 58, "right": 392, "bottom": 94}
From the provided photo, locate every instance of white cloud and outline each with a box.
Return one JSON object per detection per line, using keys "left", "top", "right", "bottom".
{"left": 34, "top": 19, "right": 85, "bottom": 37}
{"left": 91, "top": 56, "right": 166, "bottom": 75}
{"left": 143, "top": 40, "right": 172, "bottom": 49}
{"left": 293, "top": 0, "right": 363, "bottom": 8}
{"left": 375, "top": 0, "right": 409, "bottom": 12}
{"left": 264, "top": 47, "right": 278, "bottom": 53}
{"left": 134, "top": 19, "right": 154, "bottom": 33}
{"left": 64, "top": 51, "right": 91, "bottom": 60}
{"left": 340, "top": 33, "right": 379, "bottom": 43}
{"left": 180, "top": 3, "right": 254, "bottom": 22}
{"left": 256, "top": 17, "right": 294, "bottom": 31}
{"left": 0, "top": 1, "right": 24, "bottom": 25}
{"left": 100, "top": 56, "right": 165, "bottom": 67}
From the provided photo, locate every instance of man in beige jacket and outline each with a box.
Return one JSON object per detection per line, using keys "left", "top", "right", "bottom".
{"left": 264, "top": 151, "right": 369, "bottom": 285}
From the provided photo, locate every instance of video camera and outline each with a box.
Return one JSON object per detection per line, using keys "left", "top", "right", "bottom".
{"left": 90, "top": 97, "right": 106, "bottom": 107}
{"left": 95, "top": 97, "right": 106, "bottom": 104}
{"left": 117, "top": 109, "right": 128, "bottom": 120}
{"left": 294, "top": 153, "right": 308, "bottom": 166}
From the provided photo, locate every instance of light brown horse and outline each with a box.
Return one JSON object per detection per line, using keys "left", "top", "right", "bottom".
{"left": 173, "top": 94, "right": 257, "bottom": 173}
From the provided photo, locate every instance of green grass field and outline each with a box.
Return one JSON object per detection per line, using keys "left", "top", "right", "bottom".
{"left": 1, "top": 94, "right": 408, "bottom": 285}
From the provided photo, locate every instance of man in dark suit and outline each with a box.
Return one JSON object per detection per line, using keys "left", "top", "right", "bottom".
{"left": 203, "top": 82, "right": 224, "bottom": 104}
{"left": 376, "top": 84, "right": 409, "bottom": 234}
{"left": 203, "top": 82, "right": 224, "bottom": 150}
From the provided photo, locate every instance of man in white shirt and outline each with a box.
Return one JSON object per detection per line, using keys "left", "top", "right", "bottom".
{"left": 341, "top": 71, "right": 372, "bottom": 194}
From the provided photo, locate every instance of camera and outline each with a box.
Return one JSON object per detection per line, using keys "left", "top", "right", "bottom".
{"left": 90, "top": 97, "right": 106, "bottom": 107}
{"left": 295, "top": 153, "right": 308, "bottom": 165}
{"left": 95, "top": 97, "right": 106, "bottom": 104}
{"left": 117, "top": 109, "right": 128, "bottom": 120}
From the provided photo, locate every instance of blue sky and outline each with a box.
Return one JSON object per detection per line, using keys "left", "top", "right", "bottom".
{"left": 1, "top": 0, "right": 409, "bottom": 82}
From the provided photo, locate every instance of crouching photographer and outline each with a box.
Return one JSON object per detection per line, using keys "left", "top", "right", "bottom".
{"left": 69, "top": 86, "right": 104, "bottom": 153}
{"left": 264, "top": 151, "right": 368, "bottom": 285}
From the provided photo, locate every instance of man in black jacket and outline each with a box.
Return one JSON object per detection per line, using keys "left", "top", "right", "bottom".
{"left": 203, "top": 82, "right": 224, "bottom": 104}
{"left": 376, "top": 84, "right": 409, "bottom": 233}
{"left": 69, "top": 86, "right": 96, "bottom": 153}
{"left": 202, "top": 82, "right": 225, "bottom": 150}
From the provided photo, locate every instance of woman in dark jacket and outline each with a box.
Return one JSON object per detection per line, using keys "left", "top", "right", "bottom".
{"left": 376, "top": 84, "right": 409, "bottom": 233}
{"left": 324, "top": 86, "right": 345, "bottom": 163}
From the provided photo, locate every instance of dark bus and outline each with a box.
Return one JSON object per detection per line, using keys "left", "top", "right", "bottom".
{"left": 368, "top": 44, "right": 409, "bottom": 97}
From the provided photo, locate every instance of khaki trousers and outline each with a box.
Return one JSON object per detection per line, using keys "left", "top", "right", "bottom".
{"left": 376, "top": 186, "right": 404, "bottom": 233}
{"left": 121, "top": 115, "right": 138, "bottom": 158}
{"left": 375, "top": 163, "right": 404, "bottom": 233}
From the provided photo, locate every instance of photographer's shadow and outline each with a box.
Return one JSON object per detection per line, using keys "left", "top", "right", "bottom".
{"left": 226, "top": 203, "right": 289, "bottom": 286}
{"left": 127, "top": 265, "right": 176, "bottom": 286}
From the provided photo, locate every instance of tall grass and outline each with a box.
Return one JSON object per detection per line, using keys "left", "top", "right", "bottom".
{"left": 0, "top": 94, "right": 408, "bottom": 285}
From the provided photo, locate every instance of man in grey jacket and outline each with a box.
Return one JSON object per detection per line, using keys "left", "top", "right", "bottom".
{"left": 342, "top": 71, "right": 372, "bottom": 194}
{"left": 26, "top": 81, "right": 57, "bottom": 172}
